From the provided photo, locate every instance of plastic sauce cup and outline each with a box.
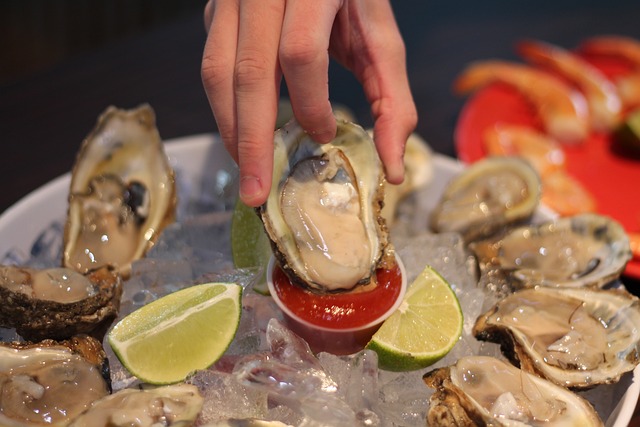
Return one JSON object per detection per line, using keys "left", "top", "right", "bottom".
{"left": 267, "top": 254, "right": 407, "bottom": 355}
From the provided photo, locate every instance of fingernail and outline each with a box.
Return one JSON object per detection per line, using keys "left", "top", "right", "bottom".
{"left": 240, "top": 175, "right": 264, "bottom": 206}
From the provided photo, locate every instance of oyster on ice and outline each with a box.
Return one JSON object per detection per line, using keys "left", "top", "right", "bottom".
{"left": 423, "top": 356, "right": 603, "bottom": 426}
{"left": 474, "top": 286, "right": 640, "bottom": 389}
{"left": 470, "top": 213, "right": 632, "bottom": 289}
{"left": 0, "top": 335, "right": 111, "bottom": 427}
{"left": 63, "top": 104, "right": 177, "bottom": 278}
{"left": 430, "top": 156, "right": 541, "bottom": 242}
{"left": 0, "top": 265, "right": 122, "bottom": 341}
{"left": 69, "top": 384, "right": 203, "bottom": 427}
{"left": 259, "top": 118, "right": 391, "bottom": 292}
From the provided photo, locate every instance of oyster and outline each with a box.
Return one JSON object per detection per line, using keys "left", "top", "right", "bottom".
{"left": 0, "top": 265, "right": 122, "bottom": 341}
{"left": 423, "top": 356, "right": 603, "bottom": 426}
{"left": 63, "top": 104, "right": 177, "bottom": 278}
{"left": 259, "top": 118, "right": 391, "bottom": 292}
{"left": 474, "top": 286, "right": 640, "bottom": 389}
{"left": 470, "top": 213, "right": 632, "bottom": 289}
{"left": 430, "top": 156, "right": 541, "bottom": 242}
{"left": 69, "top": 384, "right": 203, "bottom": 427}
{"left": 0, "top": 335, "right": 111, "bottom": 427}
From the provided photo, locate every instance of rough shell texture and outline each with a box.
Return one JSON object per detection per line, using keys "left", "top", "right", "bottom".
{"left": 259, "top": 118, "right": 391, "bottom": 292}
{"left": 470, "top": 213, "right": 632, "bottom": 289}
{"left": 0, "top": 266, "right": 122, "bottom": 341}
{"left": 474, "top": 286, "right": 640, "bottom": 389}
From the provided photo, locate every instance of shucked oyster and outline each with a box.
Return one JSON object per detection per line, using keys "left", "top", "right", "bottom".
{"left": 424, "top": 356, "right": 603, "bottom": 426}
{"left": 259, "top": 118, "right": 391, "bottom": 292}
{"left": 470, "top": 213, "right": 632, "bottom": 289}
{"left": 430, "top": 156, "right": 541, "bottom": 242}
{"left": 474, "top": 286, "right": 640, "bottom": 389}
{"left": 69, "top": 384, "right": 203, "bottom": 427}
{"left": 63, "top": 104, "right": 176, "bottom": 278}
{"left": 0, "top": 265, "right": 122, "bottom": 341}
{"left": 0, "top": 335, "right": 111, "bottom": 427}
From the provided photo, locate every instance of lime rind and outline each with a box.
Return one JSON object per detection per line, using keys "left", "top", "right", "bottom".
{"left": 366, "top": 265, "right": 463, "bottom": 372}
{"left": 108, "top": 282, "right": 242, "bottom": 384}
{"left": 230, "top": 198, "right": 272, "bottom": 295}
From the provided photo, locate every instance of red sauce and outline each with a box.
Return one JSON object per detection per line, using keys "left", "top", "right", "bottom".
{"left": 272, "top": 264, "right": 403, "bottom": 329}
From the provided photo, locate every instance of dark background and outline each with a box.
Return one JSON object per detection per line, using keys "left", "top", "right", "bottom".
{"left": 2, "top": 0, "right": 640, "bottom": 215}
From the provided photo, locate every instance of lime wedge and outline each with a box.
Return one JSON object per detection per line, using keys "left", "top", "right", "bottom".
{"left": 366, "top": 265, "right": 463, "bottom": 371}
{"left": 230, "top": 198, "right": 273, "bottom": 295}
{"left": 108, "top": 282, "right": 242, "bottom": 384}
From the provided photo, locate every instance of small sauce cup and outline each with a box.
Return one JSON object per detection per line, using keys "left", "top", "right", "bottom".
{"left": 267, "top": 254, "right": 407, "bottom": 355}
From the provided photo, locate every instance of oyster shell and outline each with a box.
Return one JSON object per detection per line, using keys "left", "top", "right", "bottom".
{"left": 0, "top": 265, "right": 122, "bottom": 341}
{"left": 0, "top": 335, "right": 111, "bottom": 427}
{"left": 423, "top": 356, "right": 603, "bottom": 426}
{"left": 69, "top": 384, "right": 203, "bottom": 427}
{"left": 474, "top": 286, "right": 640, "bottom": 389}
{"left": 259, "top": 118, "right": 391, "bottom": 292}
{"left": 470, "top": 213, "right": 632, "bottom": 289}
{"left": 430, "top": 156, "right": 541, "bottom": 242}
{"left": 63, "top": 104, "right": 177, "bottom": 278}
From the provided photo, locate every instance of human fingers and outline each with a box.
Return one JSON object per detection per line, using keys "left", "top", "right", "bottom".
{"left": 235, "top": 0, "right": 286, "bottom": 207}
{"left": 202, "top": 0, "right": 240, "bottom": 162}
{"left": 279, "top": 0, "right": 342, "bottom": 143}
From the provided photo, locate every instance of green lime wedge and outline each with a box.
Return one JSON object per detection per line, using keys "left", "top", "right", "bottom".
{"left": 230, "top": 198, "right": 273, "bottom": 295}
{"left": 366, "top": 265, "right": 463, "bottom": 372}
{"left": 108, "top": 282, "right": 242, "bottom": 384}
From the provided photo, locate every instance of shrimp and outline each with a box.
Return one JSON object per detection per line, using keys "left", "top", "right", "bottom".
{"left": 630, "top": 232, "right": 640, "bottom": 261}
{"left": 540, "top": 170, "right": 597, "bottom": 217}
{"left": 454, "top": 60, "right": 590, "bottom": 144}
{"left": 517, "top": 40, "right": 622, "bottom": 132}
{"left": 482, "top": 124, "right": 566, "bottom": 178}
{"left": 580, "top": 35, "right": 640, "bottom": 109}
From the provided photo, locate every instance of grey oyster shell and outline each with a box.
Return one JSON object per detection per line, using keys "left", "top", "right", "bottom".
{"left": 474, "top": 286, "right": 640, "bottom": 389}
{"left": 0, "top": 265, "right": 122, "bottom": 341}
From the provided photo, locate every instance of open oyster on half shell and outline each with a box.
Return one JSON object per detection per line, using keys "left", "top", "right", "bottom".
{"left": 470, "top": 213, "right": 632, "bottom": 289}
{"left": 423, "top": 356, "right": 603, "bottom": 426}
{"left": 0, "top": 265, "right": 122, "bottom": 341}
{"left": 474, "top": 286, "right": 640, "bottom": 389}
{"left": 430, "top": 156, "right": 541, "bottom": 242}
{"left": 0, "top": 335, "right": 111, "bottom": 427}
{"left": 258, "top": 118, "right": 392, "bottom": 292}
{"left": 63, "top": 104, "right": 177, "bottom": 278}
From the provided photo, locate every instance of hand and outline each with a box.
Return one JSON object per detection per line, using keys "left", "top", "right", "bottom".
{"left": 202, "top": 0, "right": 417, "bottom": 207}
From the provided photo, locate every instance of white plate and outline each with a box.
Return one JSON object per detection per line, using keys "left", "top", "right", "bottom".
{"left": 0, "top": 134, "right": 637, "bottom": 426}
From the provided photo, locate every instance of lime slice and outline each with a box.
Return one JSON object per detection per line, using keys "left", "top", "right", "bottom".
{"left": 366, "top": 265, "right": 463, "bottom": 372}
{"left": 230, "top": 198, "right": 273, "bottom": 295}
{"left": 108, "top": 282, "right": 242, "bottom": 384}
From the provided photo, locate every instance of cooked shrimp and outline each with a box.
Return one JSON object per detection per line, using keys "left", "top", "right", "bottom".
{"left": 580, "top": 35, "right": 640, "bottom": 109}
{"left": 630, "top": 232, "right": 640, "bottom": 260}
{"left": 540, "top": 170, "right": 597, "bottom": 216}
{"left": 482, "top": 124, "right": 566, "bottom": 178}
{"left": 454, "top": 60, "right": 589, "bottom": 144}
{"left": 517, "top": 40, "right": 622, "bottom": 132}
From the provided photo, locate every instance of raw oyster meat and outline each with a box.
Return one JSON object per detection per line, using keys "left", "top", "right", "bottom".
{"left": 470, "top": 213, "right": 632, "bottom": 289}
{"left": 63, "top": 104, "right": 177, "bottom": 278}
{"left": 0, "top": 335, "right": 111, "bottom": 427}
{"left": 430, "top": 156, "right": 541, "bottom": 242}
{"left": 423, "top": 356, "right": 603, "bottom": 426}
{"left": 69, "top": 384, "right": 203, "bottom": 427}
{"left": 0, "top": 265, "right": 122, "bottom": 341}
{"left": 474, "top": 286, "right": 640, "bottom": 389}
{"left": 259, "top": 118, "right": 391, "bottom": 292}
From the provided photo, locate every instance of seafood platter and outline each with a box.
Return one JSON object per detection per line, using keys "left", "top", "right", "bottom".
{"left": 453, "top": 35, "right": 640, "bottom": 278}
{"left": 0, "top": 98, "right": 639, "bottom": 426}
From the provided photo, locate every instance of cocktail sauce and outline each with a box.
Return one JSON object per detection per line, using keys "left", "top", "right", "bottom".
{"left": 272, "top": 264, "right": 403, "bottom": 329}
